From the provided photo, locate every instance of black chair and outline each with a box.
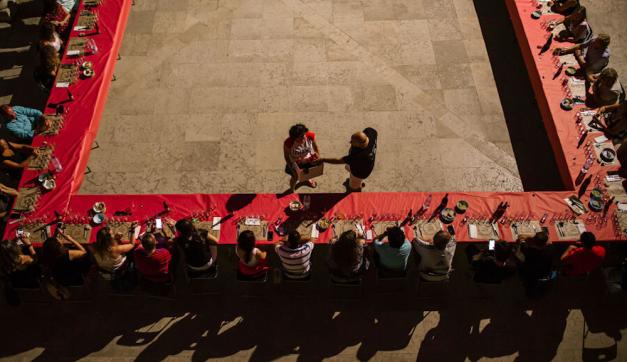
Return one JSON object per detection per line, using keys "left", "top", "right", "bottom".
{"left": 235, "top": 270, "right": 269, "bottom": 297}
{"left": 188, "top": 265, "right": 222, "bottom": 295}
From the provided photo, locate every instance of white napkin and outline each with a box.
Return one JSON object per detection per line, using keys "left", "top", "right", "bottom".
{"left": 74, "top": 25, "right": 87, "bottom": 31}
{"left": 366, "top": 229, "right": 373, "bottom": 240}
{"left": 310, "top": 226, "right": 319, "bottom": 238}
{"left": 56, "top": 82, "right": 70, "bottom": 88}
{"left": 244, "top": 217, "right": 261, "bottom": 226}
{"left": 469, "top": 224, "right": 478, "bottom": 239}
{"left": 212, "top": 217, "right": 221, "bottom": 230}
{"left": 67, "top": 50, "right": 81, "bottom": 56}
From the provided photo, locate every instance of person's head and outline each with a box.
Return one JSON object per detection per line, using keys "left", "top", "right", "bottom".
{"left": 175, "top": 218, "right": 196, "bottom": 239}
{"left": 288, "top": 123, "right": 308, "bottom": 141}
{"left": 598, "top": 67, "right": 618, "bottom": 87}
{"left": 569, "top": 6, "right": 586, "bottom": 24}
{"left": 0, "top": 239, "right": 21, "bottom": 277}
{"left": 141, "top": 233, "right": 157, "bottom": 253}
{"left": 532, "top": 231, "right": 549, "bottom": 247}
{"left": 350, "top": 131, "right": 369, "bottom": 148}
{"left": 593, "top": 33, "right": 611, "bottom": 49}
{"left": 332, "top": 230, "right": 361, "bottom": 266}
{"left": 494, "top": 241, "right": 513, "bottom": 263}
{"left": 40, "top": 45, "right": 60, "bottom": 74}
{"left": 237, "top": 230, "right": 256, "bottom": 263}
{"left": 94, "top": 226, "right": 115, "bottom": 255}
{"left": 40, "top": 22, "right": 57, "bottom": 42}
{"left": 0, "top": 105, "right": 16, "bottom": 120}
{"left": 433, "top": 230, "right": 451, "bottom": 250}
{"left": 580, "top": 231, "right": 596, "bottom": 249}
{"left": 287, "top": 230, "right": 302, "bottom": 249}
{"left": 42, "top": 237, "right": 66, "bottom": 266}
{"left": 386, "top": 226, "right": 405, "bottom": 249}
{"left": 0, "top": 139, "right": 8, "bottom": 150}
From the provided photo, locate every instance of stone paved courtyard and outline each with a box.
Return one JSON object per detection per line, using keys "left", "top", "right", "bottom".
{"left": 78, "top": 0, "right": 524, "bottom": 195}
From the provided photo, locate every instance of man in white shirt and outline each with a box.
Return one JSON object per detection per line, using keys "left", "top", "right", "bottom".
{"left": 412, "top": 230, "right": 456, "bottom": 281}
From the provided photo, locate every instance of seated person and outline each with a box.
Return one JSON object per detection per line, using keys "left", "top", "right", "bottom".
{"left": 34, "top": 45, "right": 60, "bottom": 90}
{"left": 373, "top": 226, "right": 411, "bottom": 274}
{"left": 328, "top": 229, "right": 369, "bottom": 281}
{"left": 0, "top": 236, "right": 40, "bottom": 288}
{"left": 589, "top": 68, "right": 625, "bottom": 108}
{"left": 514, "top": 231, "right": 554, "bottom": 288}
{"left": 174, "top": 219, "right": 218, "bottom": 278}
{"left": 0, "top": 138, "right": 40, "bottom": 170}
{"left": 560, "top": 232, "right": 605, "bottom": 276}
{"left": 41, "top": 231, "right": 89, "bottom": 287}
{"left": 551, "top": 6, "right": 592, "bottom": 44}
{"left": 91, "top": 226, "right": 138, "bottom": 278}
{"left": 596, "top": 101, "right": 627, "bottom": 138}
{"left": 0, "top": 104, "right": 49, "bottom": 140}
{"left": 236, "top": 230, "right": 268, "bottom": 279}
{"left": 39, "top": 22, "right": 62, "bottom": 53}
{"left": 0, "top": 182, "right": 18, "bottom": 220}
{"left": 554, "top": 34, "right": 610, "bottom": 82}
{"left": 134, "top": 233, "right": 172, "bottom": 283}
{"left": 274, "top": 230, "right": 314, "bottom": 279}
{"left": 548, "top": 0, "right": 580, "bottom": 15}
{"left": 43, "top": 0, "right": 77, "bottom": 35}
{"left": 412, "top": 230, "right": 456, "bottom": 282}
{"left": 466, "top": 241, "right": 517, "bottom": 284}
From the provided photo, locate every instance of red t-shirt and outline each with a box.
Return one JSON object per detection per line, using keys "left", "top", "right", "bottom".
{"left": 134, "top": 247, "right": 172, "bottom": 282}
{"left": 561, "top": 246, "right": 606, "bottom": 276}
{"left": 284, "top": 131, "right": 316, "bottom": 164}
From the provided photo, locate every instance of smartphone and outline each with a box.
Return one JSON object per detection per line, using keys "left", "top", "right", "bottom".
{"left": 488, "top": 239, "right": 496, "bottom": 250}
{"left": 267, "top": 230, "right": 274, "bottom": 241}
{"left": 447, "top": 225, "right": 455, "bottom": 236}
{"left": 16, "top": 228, "right": 24, "bottom": 237}
{"left": 155, "top": 218, "right": 163, "bottom": 229}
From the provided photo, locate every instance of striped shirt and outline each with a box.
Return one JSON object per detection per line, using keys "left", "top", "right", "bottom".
{"left": 275, "top": 241, "right": 314, "bottom": 279}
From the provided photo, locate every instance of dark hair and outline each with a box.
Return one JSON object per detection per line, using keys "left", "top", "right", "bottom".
{"left": 175, "top": 218, "right": 207, "bottom": 251}
{"left": 533, "top": 231, "right": 549, "bottom": 246}
{"left": 331, "top": 230, "right": 361, "bottom": 267}
{"left": 237, "top": 230, "right": 256, "bottom": 263}
{"left": 40, "top": 45, "right": 60, "bottom": 73}
{"left": 175, "top": 219, "right": 195, "bottom": 238}
{"left": 94, "top": 227, "right": 113, "bottom": 256}
{"left": 42, "top": 237, "right": 65, "bottom": 267}
{"left": 599, "top": 67, "right": 618, "bottom": 84}
{"left": 387, "top": 226, "right": 405, "bottom": 248}
{"left": 580, "top": 232, "right": 596, "bottom": 249}
{"left": 141, "top": 233, "right": 156, "bottom": 252}
{"left": 570, "top": 5, "right": 586, "bottom": 21}
{"left": 287, "top": 230, "right": 301, "bottom": 249}
{"left": 0, "top": 240, "right": 21, "bottom": 277}
{"left": 40, "top": 22, "right": 56, "bottom": 41}
{"left": 433, "top": 231, "right": 451, "bottom": 250}
{"left": 494, "top": 241, "right": 513, "bottom": 263}
{"left": 597, "top": 33, "right": 611, "bottom": 47}
{"left": 288, "top": 124, "right": 308, "bottom": 139}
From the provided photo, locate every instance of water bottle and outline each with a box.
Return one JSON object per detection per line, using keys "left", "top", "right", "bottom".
{"left": 51, "top": 155, "right": 63, "bottom": 173}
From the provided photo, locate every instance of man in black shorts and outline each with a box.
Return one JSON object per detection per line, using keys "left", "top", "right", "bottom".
{"left": 315, "top": 128, "right": 377, "bottom": 192}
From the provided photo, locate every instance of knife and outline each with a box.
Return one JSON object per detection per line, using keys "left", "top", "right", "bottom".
{"left": 552, "top": 62, "right": 565, "bottom": 80}
{"left": 539, "top": 34, "right": 553, "bottom": 55}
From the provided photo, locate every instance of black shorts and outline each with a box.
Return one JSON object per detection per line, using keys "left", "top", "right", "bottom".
{"left": 284, "top": 162, "right": 314, "bottom": 176}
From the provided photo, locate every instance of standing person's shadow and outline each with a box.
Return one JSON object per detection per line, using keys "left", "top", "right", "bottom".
{"left": 417, "top": 308, "right": 482, "bottom": 362}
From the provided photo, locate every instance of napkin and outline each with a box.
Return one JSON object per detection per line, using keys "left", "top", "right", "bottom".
{"left": 310, "top": 226, "right": 319, "bottom": 238}
{"left": 56, "top": 82, "right": 70, "bottom": 88}
{"left": 469, "top": 224, "right": 478, "bottom": 239}
{"left": 67, "top": 50, "right": 81, "bottom": 56}
{"left": 245, "top": 217, "right": 261, "bottom": 226}
{"left": 366, "top": 229, "right": 373, "bottom": 240}
{"left": 212, "top": 217, "right": 221, "bottom": 230}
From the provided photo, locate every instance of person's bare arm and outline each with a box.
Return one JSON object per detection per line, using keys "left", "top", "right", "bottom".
{"left": 317, "top": 157, "right": 346, "bottom": 165}
{"left": 554, "top": 43, "right": 580, "bottom": 56}
{"left": 560, "top": 245, "right": 578, "bottom": 260}
{"left": 312, "top": 140, "right": 320, "bottom": 157}
{"left": 8, "top": 142, "right": 35, "bottom": 153}
{"left": 257, "top": 249, "right": 267, "bottom": 259}
{"left": 283, "top": 145, "right": 293, "bottom": 165}
{"left": 0, "top": 183, "right": 19, "bottom": 197}
{"left": 112, "top": 243, "right": 135, "bottom": 254}
{"left": 58, "top": 231, "right": 87, "bottom": 260}
{"left": 2, "top": 159, "right": 30, "bottom": 169}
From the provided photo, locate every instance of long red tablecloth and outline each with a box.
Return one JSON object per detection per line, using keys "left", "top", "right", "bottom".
{"left": 505, "top": 0, "right": 619, "bottom": 189}
{"left": 14, "top": 0, "right": 131, "bottom": 218}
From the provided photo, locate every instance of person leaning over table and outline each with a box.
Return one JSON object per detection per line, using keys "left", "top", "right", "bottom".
{"left": 0, "top": 237, "right": 41, "bottom": 289}
{"left": 39, "top": 22, "right": 63, "bottom": 53}
{"left": 0, "top": 138, "right": 40, "bottom": 170}
{"left": 466, "top": 240, "right": 517, "bottom": 284}
{"left": 550, "top": 6, "right": 592, "bottom": 44}
{"left": 0, "top": 104, "right": 49, "bottom": 141}
{"left": 283, "top": 123, "right": 321, "bottom": 193}
{"left": 412, "top": 230, "right": 456, "bottom": 282}
{"left": 553, "top": 33, "right": 611, "bottom": 83}
{"left": 236, "top": 230, "right": 269, "bottom": 279}
{"left": 560, "top": 232, "right": 605, "bottom": 277}
{"left": 173, "top": 218, "right": 218, "bottom": 278}
{"left": 548, "top": 0, "right": 580, "bottom": 16}
{"left": 34, "top": 45, "right": 60, "bottom": 91}
{"left": 595, "top": 100, "right": 627, "bottom": 138}
{"left": 328, "top": 229, "right": 369, "bottom": 281}
{"left": 90, "top": 226, "right": 139, "bottom": 279}
{"left": 41, "top": 230, "right": 90, "bottom": 287}
{"left": 373, "top": 226, "right": 411, "bottom": 274}
{"left": 43, "top": 0, "right": 77, "bottom": 35}
{"left": 588, "top": 68, "right": 625, "bottom": 108}
{"left": 274, "top": 230, "right": 314, "bottom": 279}
{"left": 513, "top": 231, "right": 554, "bottom": 289}
{"left": 314, "top": 127, "right": 378, "bottom": 192}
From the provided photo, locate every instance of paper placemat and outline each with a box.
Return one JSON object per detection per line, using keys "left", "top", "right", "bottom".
{"left": 67, "top": 38, "right": 88, "bottom": 56}
{"left": 22, "top": 223, "right": 49, "bottom": 243}
{"left": 27, "top": 146, "right": 53, "bottom": 170}
{"left": 616, "top": 213, "right": 627, "bottom": 236}
{"left": 568, "top": 77, "right": 586, "bottom": 99}
{"left": 83, "top": 0, "right": 101, "bottom": 7}
{"left": 41, "top": 115, "right": 64, "bottom": 136}
{"left": 371, "top": 220, "right": 401, "bottom": 239}
{"left": 606, "top": 181, "right": 627, "bottom": 203}
{"left": 468, "top": 221, "right": 499, "bottom": 240}
{"left": 414, "top": 220, "right": 443, "bottom": 240}
{"left": 13, "top": 187, "right": 40, "bottom": 212}
{"left": 192, "top": 221, "right": 220, "bottom": 240}
{"left": 331, "top": 219, "right": 363, "bottom": 238}
{"left": 555, "top": 220, "right": 586, "bottom": 240}
{"left": 75, "top": 10, "right": 97, "bottom": 30}
{"left": 63, "top": 224, "right": 92, "bottom": 244}
{"left": 57, "top": 64, "right": 78, "bottom": 85}
{"left": 237, "top": 221, "right": 268, "bottom": 240}
{"left": 108, "top": 222, "right": 134, "bottom": 240}
{"left": 510, "top": 221, "right": 542, "bottom": 240}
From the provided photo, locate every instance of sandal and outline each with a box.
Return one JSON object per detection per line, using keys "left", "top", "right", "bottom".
{"left": 306, "top": 180, "right": 317, "bottom": 188}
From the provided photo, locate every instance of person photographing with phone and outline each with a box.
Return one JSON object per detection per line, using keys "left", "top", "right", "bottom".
{"left": 283, "top": 124, "right": 321, "bottom": 193}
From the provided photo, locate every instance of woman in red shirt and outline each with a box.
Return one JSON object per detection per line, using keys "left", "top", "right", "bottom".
{"left": 283, "top": 124, "right": 321, "bottom": 193}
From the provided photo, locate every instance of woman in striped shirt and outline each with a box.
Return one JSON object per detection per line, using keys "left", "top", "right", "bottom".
{"left": 274, "top": 230, "right": 314, "bottom": 279}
